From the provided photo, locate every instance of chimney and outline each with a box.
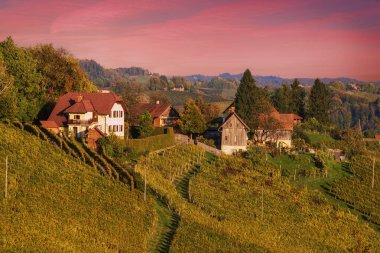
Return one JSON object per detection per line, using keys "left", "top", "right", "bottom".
{"left": 156, "top": 100, "right": 160, "bottom": 105}
{"left": 75, "top": 95, "right": 83, "bottom": 103}
{"left": 230, "top": 106, "right": 235, "bottom": 113}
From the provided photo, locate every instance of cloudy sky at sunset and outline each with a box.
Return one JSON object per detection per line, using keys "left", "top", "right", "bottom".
{"left": 1, "top": 0, "right": 379, "bottom": 81}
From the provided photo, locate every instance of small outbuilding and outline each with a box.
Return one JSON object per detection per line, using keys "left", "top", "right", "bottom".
{"left": 218, "top": 112, "right": 250, "bottom": 155}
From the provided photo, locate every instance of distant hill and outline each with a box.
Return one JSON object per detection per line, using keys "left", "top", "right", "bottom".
{"left": 79, "top": 59, "right": 150, "bottom": 87}
{"left": 186, "top": 73, "right": 379, "bottom": 87}
{"left": 79, "top": 59, "right": 380, "bottom": 88}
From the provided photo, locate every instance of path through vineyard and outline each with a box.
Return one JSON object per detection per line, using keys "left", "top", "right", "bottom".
{"left": 148, "top": 197, "right": 180, "bottom": 253}
{"left": 147, "top": 149, "right": 212, "bottom": 253}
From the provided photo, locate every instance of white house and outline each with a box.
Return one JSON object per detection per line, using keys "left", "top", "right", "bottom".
{"left": 40, "top": 92, "right": 126, "bottom": 141}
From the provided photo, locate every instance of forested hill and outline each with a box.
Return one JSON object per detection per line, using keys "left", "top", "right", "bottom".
{"left": 186, "top": 73, "right": 380, "bottom": 87}
{"left": 79, "top": 59, "right": 150, "bottom": 87}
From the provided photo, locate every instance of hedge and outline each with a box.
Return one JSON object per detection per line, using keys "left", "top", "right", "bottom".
{"left": 125, "top": 127, "right": 175, "bottom": 155}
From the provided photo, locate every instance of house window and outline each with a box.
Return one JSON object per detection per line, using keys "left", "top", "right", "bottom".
{"left": 74, "top": 115, "right": 80, "bottom": 120}
{"left": 120, "top": 111, "right": 123, "bottom": 117}
{"left": 225, "top": 136, "right": 228, "bottom": 141}
{"left": 120, "top": 125, "right": 123, "bottom": 132}
{"left": 113, "top": 111, "right": 117, "bottom": 118}
{"left": 113, "top": 125, "right": 117, "bottom": 132}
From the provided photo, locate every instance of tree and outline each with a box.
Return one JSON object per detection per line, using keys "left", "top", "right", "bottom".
{"left": 308, "top": 79, "right": 330, "bottom": 124}
{"left": 290, "top": 79, "right": 306, "bottom": 118}
{"left": 0, "top": 58, "right": 17, "bottom": 119}
{"left": 0, "top": 37, "right": 43, "bottom": 122}
{"left": 149, "top": 92, "right": 170, "bottom": 104}
{"left": 235, "top": 69, "right": 271, "bottom": 130}
{"left": 139, "top": 112, "right": 154, "bottom": 137}
{"left": 178, "top": 99, "right": 207, "bottom": 138}
{"left": 252, "top": 115, "right": 283, "bottom": 144}
{"left": 30, "top": 44, "right": 96, "bottom": 96}
{"left": 113, "top": 79, "right": 144, "bottom": 122}
{"left": 195, "top": 97, "right": 220, "bottom": 123}
{"left": 148, "top": 76, "right": 163, "bottom": 90}
{"left": 273, "top": 84, "right": 292, "bottom": 113}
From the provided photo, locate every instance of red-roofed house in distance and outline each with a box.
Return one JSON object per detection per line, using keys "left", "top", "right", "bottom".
{"left": 256, "top": 108, "right": 302, "bottom": 147}
{"left": 222, "top": 102, "right": 302, "bottom": 148}
{"left": 134, "top": 101, "right": 179, "bottom": 127}
{"left": 41, "top": 92, "right": 126, "bottom": 144}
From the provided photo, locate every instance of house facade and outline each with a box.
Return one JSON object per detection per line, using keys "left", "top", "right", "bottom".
{"left": 134, "top": 101, "right": 179, "bottom": 127}
{"left": 256, "top": 108, "right": 302, "bottom": 148}
{"left": 221, "top": 102, "right": 302, "bottom": 149}
{"left": 218, "top": 112, "right": 250, "bottom": 155}
{"left": 40, "top": 92, "right": 126, "bottom": 141}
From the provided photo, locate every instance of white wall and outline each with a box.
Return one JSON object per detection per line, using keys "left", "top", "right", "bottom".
{"left": 221, "top": 145, "right": 247, "bottom": 155}
{"left": 101, "top": 103, "right": 125, "bottom": 138}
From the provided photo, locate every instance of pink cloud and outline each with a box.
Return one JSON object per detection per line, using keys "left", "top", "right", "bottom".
{"left": 0, "top": 0, "right": 379, "bottom": 81}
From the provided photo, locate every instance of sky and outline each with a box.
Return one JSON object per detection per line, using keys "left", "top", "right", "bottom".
{"left": 0, "top": 0, "right": 379, "bottom": 81}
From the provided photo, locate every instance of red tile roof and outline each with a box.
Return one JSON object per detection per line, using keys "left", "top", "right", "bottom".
{"left": 47, "top": 92, "right": 125, "bottom": 127}
{"left": 259, "top": 108, "right": 302, "bottom": 131}
{"left": 64, "top": 99, "right": 95, "bottom": 113}
{"left": 134, "top": 103, "right": 172, "bottom": 117}
{"left": 40, "top": 120, "right": 60, "bottom": 129}
{"left": 375, "top": 134, "right": 380, "bottom": 139}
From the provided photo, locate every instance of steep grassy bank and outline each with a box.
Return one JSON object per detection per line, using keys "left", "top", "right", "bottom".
{"left": 0, "top": 124, "right": 155, "bottom": 252}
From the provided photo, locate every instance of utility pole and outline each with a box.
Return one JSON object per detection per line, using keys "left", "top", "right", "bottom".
{"left": 372, "top": 157, "right": 375, "bottom": 190}
{"left": 261, "top": 185, "right": 264, "bottom": 221}
{"left": 144, "top": 159, "right": 147, "bottom": 202}
{"left": 5, "top": 156, "right": 8, "bottom": 199}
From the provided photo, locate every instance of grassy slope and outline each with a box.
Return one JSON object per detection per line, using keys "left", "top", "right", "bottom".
{"left": 0, "top": 124, "right": 155, "bottom": 252}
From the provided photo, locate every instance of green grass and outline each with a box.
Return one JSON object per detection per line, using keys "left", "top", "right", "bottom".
{"left": 0, "top": 123, "right": 155, "bottom": 252}
{"left": 306, "top": 131, "right": 335, "bottom": 144}
{"left": 270, "top": 153, "right": 347, "bottom": 190}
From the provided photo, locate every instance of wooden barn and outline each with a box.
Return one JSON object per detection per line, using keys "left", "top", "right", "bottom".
{"left": 218, "top": 112, "right": 250, "bottom": 155}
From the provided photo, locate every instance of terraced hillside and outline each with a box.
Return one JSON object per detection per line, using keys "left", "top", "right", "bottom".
{"left": 136, "top": 145, "right": 380, "bottom": 252}
{"left": 0, "top": 123, "right": 155, "bottom": 252}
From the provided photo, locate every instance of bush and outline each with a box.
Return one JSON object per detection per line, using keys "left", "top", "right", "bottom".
{"left": 98, "top": 134, "right": 126, "bottom": 158}
{"left": 244, "top": 146, "right": 269, "bottom": 166}
{"left": 198, "top": 136, "right": 216, "bottom": 147}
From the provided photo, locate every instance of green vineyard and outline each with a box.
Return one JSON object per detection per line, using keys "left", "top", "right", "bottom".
{"left": 135, "top": 145, "right": 380, "bottom": 252}
{"left": 330, "top": 155, "right": 380, "bottom": 224}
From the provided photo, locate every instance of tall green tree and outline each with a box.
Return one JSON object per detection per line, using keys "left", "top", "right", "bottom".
{"left": 273, "top": 84, "right": 292, "bottom": 113}
{"left": 0, "top": 58, "right": 17, "bottom": 119}
{"left": 290, "top": 79, "right": 306, "bottom": 118}
{"left": 308, "top": 79, "right": 331, "bottom": 124}
{"left": 235, "top": 69, "right": 271, "bottom": 129}
{"left": 139, "top": 111, "right": 154, "bottom": 137}
{"left": 0, "top": 37, "right": 43, "bottom": 122}
{"left": 178, "top": 99, "right": 207, "bottom": 138}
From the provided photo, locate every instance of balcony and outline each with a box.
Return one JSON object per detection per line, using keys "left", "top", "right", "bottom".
{"left": 67, "top": 118, "right": 97, "bottom": 125}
